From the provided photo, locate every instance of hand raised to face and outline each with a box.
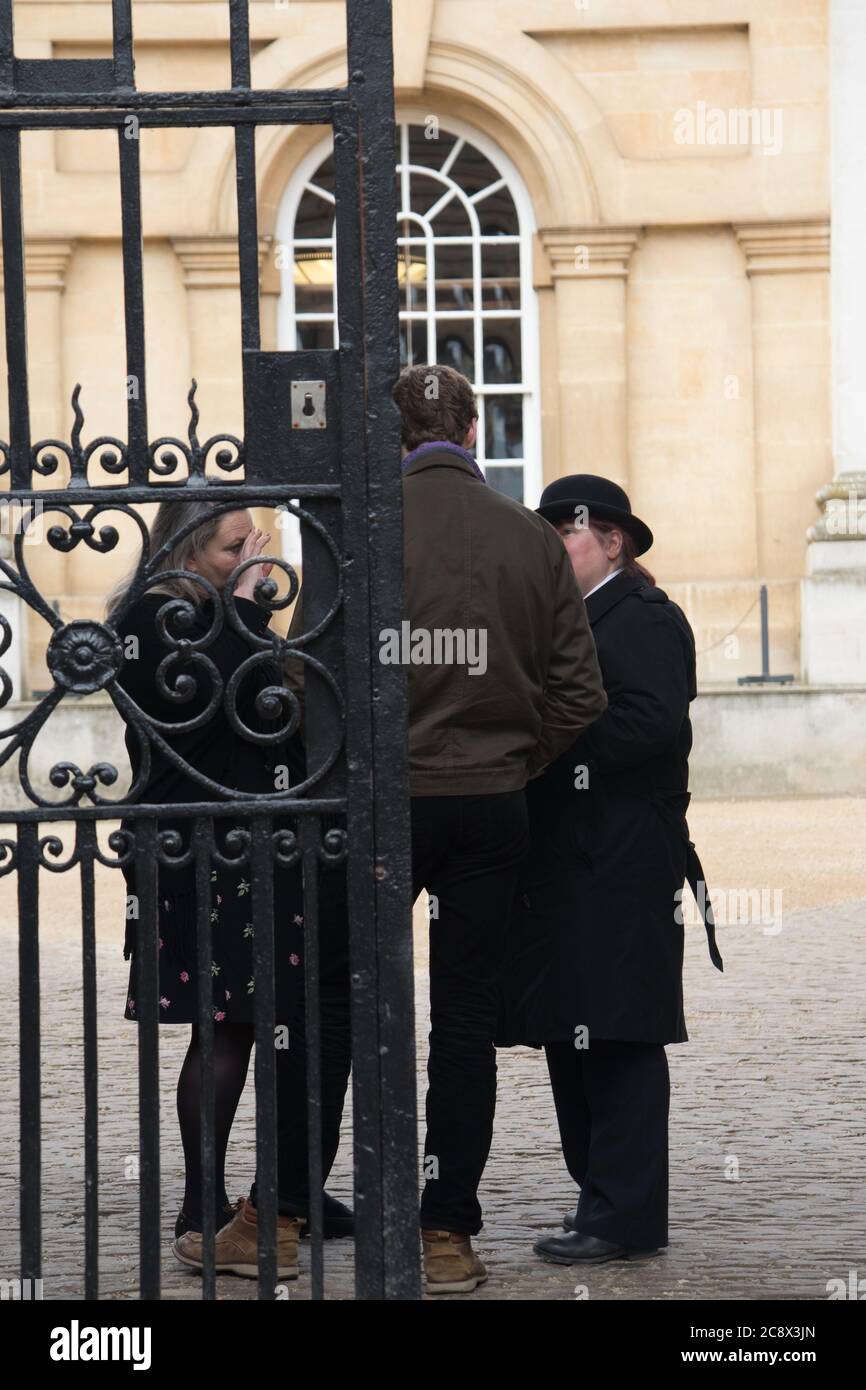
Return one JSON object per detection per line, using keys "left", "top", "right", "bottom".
{"left": 235, "top": 527, "right": 274, "bottom": 602}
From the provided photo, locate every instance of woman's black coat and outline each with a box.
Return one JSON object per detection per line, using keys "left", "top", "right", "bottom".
{"left": 499, "top": 570, "right": 704, "bottom": 1048}
{"left": 113, "top": 591, "right": 302, "bottom": 897}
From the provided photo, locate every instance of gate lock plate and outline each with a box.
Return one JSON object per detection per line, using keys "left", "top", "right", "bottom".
{"left": 291, "top": 380, "right": 327, "bottom": 430}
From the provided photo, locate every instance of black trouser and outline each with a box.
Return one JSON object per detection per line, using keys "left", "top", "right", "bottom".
{"left": 544, "top": 1039, "right": 670, "bottom": 1250}
{"left": 413, "top": 790, "right": 530, "bottom": 1235}
{"left": 252, "top": 790, "right": 529, "bottom": 1231}
{"left": 250, "top": 867, "right": 352, "bottom": 1219}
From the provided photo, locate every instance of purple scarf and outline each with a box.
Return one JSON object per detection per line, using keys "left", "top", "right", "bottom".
{"left": 402, "top": 440, "right": 487, "bottom": 484}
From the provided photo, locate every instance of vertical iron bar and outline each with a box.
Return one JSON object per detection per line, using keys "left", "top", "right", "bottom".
{"left": 117, "top": 123, "right": 149, "bottom": 483}
{"left": 760, "top": 584, "right": 770, "bottom": 678}
{"left": 0, "top": 0, "right": 14, "bottom": 91}
{"left": 134, "top": 818, "right": 161, "bottom": 1299}
{"left": 346, "top": 0, "right": 420, "bottom": 1300}
{"left": 18, "top": 821, "right": 41, "bottom": 1284}
{"left": 194, "top": 818, "right": 217, "bottom": 1300}
{"left": 251, "top": 813, "right": 277, "bottom": 1298}
{"left": 234, "top": 127, "right": 261, "bottom": 353}
{"left": 332, "top": 106, "right": 386, "bottom": 1299}
{"left": 228, "top": 0, "right": 252, "bottom": 89}
{"left": 230, "top": 0, "right": 260, "bottom": 352}
{"left": 0, "top": 127, "right": 31, "bottom": 488}
{"left": 78, "top": 820, "right": 100, "bottom": 1301}
{"left": 301, "top": 816, "right": 324, "bottom": 1300}
{"left": 111, "top": 0, "right": 135, "bottom": 89}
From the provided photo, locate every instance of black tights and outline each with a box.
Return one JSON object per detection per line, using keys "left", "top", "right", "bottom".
{"left": 176, "top": 1022, "right": 254, "bottom": 1223}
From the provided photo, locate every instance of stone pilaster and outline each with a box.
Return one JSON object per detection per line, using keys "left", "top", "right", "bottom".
{"left": 0, "top": 240, "right": 76, "bottom": 697}
{"left": 537, "top": 226, "right": 641, "bottom": 491}
{"left": 171, "top": 235, "right": 272, "bottom": 438}
{"left": 801, "top": 0, "right": 866, "bottom": 682}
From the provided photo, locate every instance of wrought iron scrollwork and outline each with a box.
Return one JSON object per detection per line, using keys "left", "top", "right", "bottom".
{"left": 148, "top": 381, "right": 244, "bottom": 480}
{"left": 37, "top": 833, "right": 82, "bottom": 873}
{"left": 0, "top": 382, "right": 245, "bottom": 489}
{"left": 93, "top": 826, "right": 137, "bottom": 871}
{"left": 0, "top": 494, "right": 345, "bottom": 809}
{"left": 318, "top": 826, "right": 348, "bottom": 867}
{"left": 0, "top": 838, "right": 18, "bottom": 878}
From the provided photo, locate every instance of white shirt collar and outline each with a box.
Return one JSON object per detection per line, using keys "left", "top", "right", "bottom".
{"left": 583, "top": 568, "right": 624, "bottom": 601}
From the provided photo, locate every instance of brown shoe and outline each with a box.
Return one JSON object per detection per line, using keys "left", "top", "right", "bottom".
{"left": 172, "top": 1197, "right": 305, "bottom": 1280}
{"left": 422, "top": 1229, "right": 488, "bottom": 1294}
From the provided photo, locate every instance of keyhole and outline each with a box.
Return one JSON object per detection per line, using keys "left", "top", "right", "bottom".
{"left": 302, "top": 392, "right": 316, "bottom": 417}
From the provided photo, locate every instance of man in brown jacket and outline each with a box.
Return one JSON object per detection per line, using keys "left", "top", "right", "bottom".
{"left": 279, "top": 366, "right": 605, "bottom": 1291}
{"left": 389, "top": 365, "right": 606, "bottom": 1293}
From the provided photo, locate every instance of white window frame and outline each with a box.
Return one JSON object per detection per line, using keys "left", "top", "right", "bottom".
{"left": 275, "top": 115, "right": 541, "bottom": 562}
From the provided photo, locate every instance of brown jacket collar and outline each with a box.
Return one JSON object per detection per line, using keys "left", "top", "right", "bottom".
{"left": 403, "top": 447, "right": 484, "bottom": 482}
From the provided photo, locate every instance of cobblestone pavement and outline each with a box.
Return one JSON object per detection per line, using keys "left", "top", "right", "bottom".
{"left": 0, "top": 841, "right": 863, "bottom": 1301}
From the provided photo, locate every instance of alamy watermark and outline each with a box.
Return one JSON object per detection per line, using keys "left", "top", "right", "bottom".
{"left": 379, "top": 622, "right": 488, "bottom": 676}
{"left": 674, "top": 102, "right": 783, "bottom": 157}
{"left": 675, "top": 882, "right": 783, "bottom": 936}
{"left": 0, "top": 500, "right": 45, "bottom": 546}
{"left": 0, "top": 1277, "right": 44, "bottom": 1300}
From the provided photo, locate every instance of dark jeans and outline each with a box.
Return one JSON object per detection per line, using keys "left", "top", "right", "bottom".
{"left": 251, "top": 790, "right": 529, "bottom": 1232}
{"left": 250, "top": 867, "right": 352, "bottom": 1218}
{"left": 413, "top": 790, "right": 530, "bottom": 1235}
{"left": 545, "top": 1039, "right": 670, "bottom": 1250}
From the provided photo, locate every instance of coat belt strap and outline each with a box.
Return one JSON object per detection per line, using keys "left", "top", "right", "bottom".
{"left": 685, "top": 842, "right": 724, "bottom": 972}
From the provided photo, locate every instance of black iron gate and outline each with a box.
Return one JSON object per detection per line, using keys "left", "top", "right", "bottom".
{"left": 0, "top": 0, "right": 418, "bottom": 1300}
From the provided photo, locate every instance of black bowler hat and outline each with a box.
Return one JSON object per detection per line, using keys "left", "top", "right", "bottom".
{"left": 536, "top": 473, "right": 654, "bottom": 556}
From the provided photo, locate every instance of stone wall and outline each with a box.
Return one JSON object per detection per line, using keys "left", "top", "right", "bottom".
{"left": 0, "top": 0, "right": 833, "bottom": 694}
{"left": 2, "top": 688, "right": 863, "bottom": 810}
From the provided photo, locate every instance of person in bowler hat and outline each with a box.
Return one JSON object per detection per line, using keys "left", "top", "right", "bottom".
{"left": 498, "top": 474, "right": 723, "bottom": 1264}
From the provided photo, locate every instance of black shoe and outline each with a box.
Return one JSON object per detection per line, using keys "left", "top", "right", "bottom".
{"left": 534, "top": 1230, "right": 662, "bottom": 1265}
{"left": 174, "top": 1200, "right": 240, "bottom": 1241}
{"left": 562, "top": 1206, "right": 578, "bottom": 1233}
{"left": 299, "top": 1191, "right": 354, "bottom": 1239}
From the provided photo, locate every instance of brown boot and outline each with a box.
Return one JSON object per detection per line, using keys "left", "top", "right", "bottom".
{"left": 422, "top": 1229, "right": 488, "bottom": 1294}
{"left": 172, "top": 1197, "right": 305, "bottom": 1280}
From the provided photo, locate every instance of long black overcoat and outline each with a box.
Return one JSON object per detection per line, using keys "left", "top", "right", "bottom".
{"left": 499, "top": 571, "right": 702, "bottom": 1047}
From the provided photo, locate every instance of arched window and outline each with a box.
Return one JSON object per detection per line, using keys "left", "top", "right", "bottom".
{"left": 276, "top": 118, "right": 540, "bottom": 513}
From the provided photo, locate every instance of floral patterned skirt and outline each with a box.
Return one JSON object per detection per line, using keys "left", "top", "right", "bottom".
{"left": 123, "top": 860, "right": 307, "bottom": 1025}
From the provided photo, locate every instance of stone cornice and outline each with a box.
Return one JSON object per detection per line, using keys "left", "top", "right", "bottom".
{"left": 172, "top": 235, "right": 272, "bottom": 289}
{"left": 0, "top": 239, "right": 76, "bottom": 293}
{"left": 539, "top": 227, "right": 642, "bottom": 282}
{"left": 734, "top": 220, "right": 830, "bottom": 276}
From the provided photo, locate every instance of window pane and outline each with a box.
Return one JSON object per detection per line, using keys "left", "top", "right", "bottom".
{"left": 294, "top": 246, "right": 334, "bottom": 314}
{"left": 297, "top": 321, "right": 335, "bottom": 350}
{"left": 434, "top": 243, "right": 474, "bottom": 311}
{"left": 295, "top": 285, "right": 335, "bottom": 316}
{"left": 449, "top": 142, "right": 502, "bottom": 199}
{"left": 485, "top": 464, "right": 525, "bottom": 502}
{"left": 474, "top": 185, "right": 519, "bottom": 237}
{"left": 485, "top": 396, "right": 524, "bottom": 458}
{"left": 408, "top": 123, "right": 459, "bottom": 173}
{"left": 429, "top": 194, "right": 471, "bottom": 239}
{"left": 481, "top": 243, "right": 520, "bottom": 309}
{"left": 410, "top": 171, "right": 449, "bottom": 219}
{"left": 483, "top": 321, "right": 522, "bottom": 384}
{"left": 401, "top": 319, "right": 428, "bottom": 367}
{"left": 309, "top": 152, "right": 336, "bottom": 198}
{"left": 398, "top": 243, "right": 427, "bottom": 312}
{"left": 295, "top": 186, "right": 333, "bottom": 240}
{"left": 436, "top": 324, "right": 474, "bottom": 379}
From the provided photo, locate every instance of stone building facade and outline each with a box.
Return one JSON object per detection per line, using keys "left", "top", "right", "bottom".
{"left": 1, "top": 0, "right": 861, "bottom": 707}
